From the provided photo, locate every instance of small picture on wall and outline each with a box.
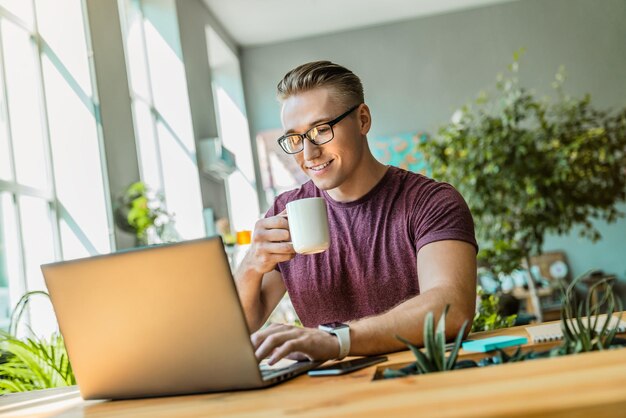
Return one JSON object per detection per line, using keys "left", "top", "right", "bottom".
{"left": 368, "top": 132, "right": 430, "bottom": 175}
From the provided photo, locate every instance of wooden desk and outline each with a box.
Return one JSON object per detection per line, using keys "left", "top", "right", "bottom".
{"left": 2, "top": 322, "right": 626, "bottom": 418}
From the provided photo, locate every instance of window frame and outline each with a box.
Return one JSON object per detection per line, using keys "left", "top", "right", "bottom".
{"left": 0, "top": 0, "right": 113, "bottom": 330}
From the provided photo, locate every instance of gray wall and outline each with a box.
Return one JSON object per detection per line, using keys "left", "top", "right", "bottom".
{"left": 240, "top": 0, "right": 626, "bottom": 279}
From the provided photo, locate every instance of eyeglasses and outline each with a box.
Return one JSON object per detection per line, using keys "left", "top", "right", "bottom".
{"left": 277, "top": 104, "right": 360, "bottom": 154}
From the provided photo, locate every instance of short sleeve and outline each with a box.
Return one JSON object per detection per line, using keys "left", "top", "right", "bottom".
{"left": 410, "top": 183, "right": 478, "bottom": 254}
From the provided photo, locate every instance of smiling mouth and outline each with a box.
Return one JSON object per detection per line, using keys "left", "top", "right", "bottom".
{"left": 308, "top": 160, "right": 334, "bottom": 171}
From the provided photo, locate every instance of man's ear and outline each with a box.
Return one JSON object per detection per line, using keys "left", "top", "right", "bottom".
{"left": 358, "top": 104, "right": 372, "bottom": 135}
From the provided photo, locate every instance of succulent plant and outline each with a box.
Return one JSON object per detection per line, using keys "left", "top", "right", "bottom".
{"left": 559, "top": 272, "right": 623, "bottom": 354}
{"left": 385, "top": 305, "right": 468, "bottom": 377}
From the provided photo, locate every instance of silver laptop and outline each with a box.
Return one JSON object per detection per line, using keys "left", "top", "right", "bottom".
{"left": 41, "top": 237, "right": 319, "bottom": 400}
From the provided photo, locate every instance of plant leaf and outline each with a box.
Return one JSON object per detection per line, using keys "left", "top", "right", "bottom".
{"left": 423, "top": 312, "right": 436, "bottom": 364}
{"left": 447, "top": 320, "right": 468, "bottom": 370}
{"left": 436, "top": 305, "right": 449, "bottom": 370}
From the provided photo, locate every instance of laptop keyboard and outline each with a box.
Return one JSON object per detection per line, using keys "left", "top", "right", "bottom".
{"left": 260, "top": 368, "right": 280, "bottom": 378}
{"left": 259, "top": 362, "right": 297, "bottom": 378}
{"left": 259, "top": 358, "right": 297, "bottom": 373}
{"left": 259, "top": 360, "right": 314, "bottom": 381}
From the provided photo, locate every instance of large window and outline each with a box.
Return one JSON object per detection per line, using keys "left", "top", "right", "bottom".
{"left": 206, "top": 26, "right": 259, "bottom": 232}
{"left": 119, "top": 0, "right": 205, "bottom": 240}
{"left": 0, "top": 0, "right": 111, "bottom": 336}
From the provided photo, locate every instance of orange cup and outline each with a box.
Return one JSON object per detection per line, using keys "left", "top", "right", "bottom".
{"left": 236, "top": 230, "right": 252, "bottom": 245}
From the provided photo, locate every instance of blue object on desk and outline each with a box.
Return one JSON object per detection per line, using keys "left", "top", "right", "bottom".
{"left": 462, "top": 336, "right": 528, "bottom": 352}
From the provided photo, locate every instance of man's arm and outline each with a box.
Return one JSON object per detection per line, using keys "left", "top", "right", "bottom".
{"left": 235, "top": 211, "right": 295, "bottom": 333}
{"left": 252, "top": 239, "right": 477, "bottom": 363}
{"left": 236, "top": 268, "right": 286, "bottom": 332}
{"left": 349, "top": 240, "right": 477, "bottom": 354}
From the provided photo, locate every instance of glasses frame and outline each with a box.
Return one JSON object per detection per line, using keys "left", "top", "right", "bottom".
{"left": 276, "top": 104, "right": 360, "bottom": 154}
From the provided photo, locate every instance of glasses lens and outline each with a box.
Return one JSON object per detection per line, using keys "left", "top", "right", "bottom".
{"left": 281, "top": 135, "right": 303, "bottom": 153}
{"left": 309, "top": 124, "right": 333, "bottom": 144}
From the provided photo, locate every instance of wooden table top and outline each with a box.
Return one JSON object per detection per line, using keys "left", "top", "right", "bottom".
{"left": 2, "top": 320, "right": 626, "bottom": 418}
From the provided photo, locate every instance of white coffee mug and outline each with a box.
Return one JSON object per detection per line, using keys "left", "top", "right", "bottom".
{"left": 286, "top": 197, "right": 330, "bottom": 255}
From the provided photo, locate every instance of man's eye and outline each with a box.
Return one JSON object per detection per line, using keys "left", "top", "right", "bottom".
{"left": 316, "top": 126, "right": 331, "bottom": 135}
{"left": 307, "top": 127, "right": 319, "bottom": 139}
{"left": 288, "top": 136, "right": 302, "bottom": 145}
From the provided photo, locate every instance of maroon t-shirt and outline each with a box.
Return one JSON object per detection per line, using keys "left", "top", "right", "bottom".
{"left": 266, "top": 166, "right": 477, "bottom": 327}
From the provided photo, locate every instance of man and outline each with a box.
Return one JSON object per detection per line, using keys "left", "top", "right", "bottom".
{"left": 235, "top": 61, "right": 477, "bottom": 365}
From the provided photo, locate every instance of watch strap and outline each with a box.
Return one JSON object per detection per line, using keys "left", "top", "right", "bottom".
{"left": 318, "top": 323, "right": 350, "bottom": 360}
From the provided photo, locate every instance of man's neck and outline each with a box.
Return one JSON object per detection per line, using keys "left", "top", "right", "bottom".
{"left": 326, "top": 156, "right": 388, "bottom": 203}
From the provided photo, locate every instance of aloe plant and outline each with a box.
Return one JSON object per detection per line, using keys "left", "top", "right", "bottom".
{"left": 385, "top": 305, "right": 468, "bottom": 377}
{"left": 0, "top": 291, "right": 76, "bottom": 393}
{"left": 559, "top": 272, "right": 623, "bottom": 354}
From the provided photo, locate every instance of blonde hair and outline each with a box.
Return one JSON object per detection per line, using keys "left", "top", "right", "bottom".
{"left": 277, "top": 61, "right": 364, "bottom": 106}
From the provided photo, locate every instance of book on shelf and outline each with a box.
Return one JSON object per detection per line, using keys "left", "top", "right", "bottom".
{"left": 525, "top": 315, "right": 626, "bottom": 343}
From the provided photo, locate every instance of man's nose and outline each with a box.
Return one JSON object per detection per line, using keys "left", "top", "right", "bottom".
{"left": 302, "top": 137, "right": 321, "bottom": 161}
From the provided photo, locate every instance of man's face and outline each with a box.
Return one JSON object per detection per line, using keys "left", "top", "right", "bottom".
{"left": 280, "top": 87, "right": 366, "bottom": 191}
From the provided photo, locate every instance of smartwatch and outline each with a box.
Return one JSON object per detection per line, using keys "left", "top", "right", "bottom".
{"left": 318, "top": 322, "right": 351, "bottom": 360}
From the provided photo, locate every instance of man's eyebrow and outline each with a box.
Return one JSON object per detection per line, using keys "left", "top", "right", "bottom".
{"left": 284, "top": 116, "right": 333, "bottom": 135}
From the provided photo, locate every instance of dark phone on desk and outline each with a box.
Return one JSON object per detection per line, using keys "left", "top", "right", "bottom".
{"left": 308, "top": 356, "right": 388, "bottom": 376}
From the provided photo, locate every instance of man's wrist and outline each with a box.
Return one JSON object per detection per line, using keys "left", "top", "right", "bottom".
{"left": 236, "top": 253, "right": 265, "bottom": 281}
{"left": 326, "top": 333, "right": 341, "bottom": 359}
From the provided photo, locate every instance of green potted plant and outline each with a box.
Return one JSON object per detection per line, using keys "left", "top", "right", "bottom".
{"left": 383, "top": 305, "right": 468, "bottom": 378}
{"left": 558, "top": 272, "right": 624, "bottom": 354}
{"left": 382, "top": 272, "right": 624, "bottom": 379}
{"left": 0, "top": 291, "right": 75, "bottom": 393}
{"left": 114, "top": 182, "right": 178, "bottom": 246}
{"left": 420, "top": 51, "right": 626, "bottom": 321}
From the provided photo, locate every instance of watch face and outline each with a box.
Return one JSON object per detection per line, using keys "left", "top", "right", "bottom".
{"left": 321, "top": 322, "right": 348, "bottom": 329}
